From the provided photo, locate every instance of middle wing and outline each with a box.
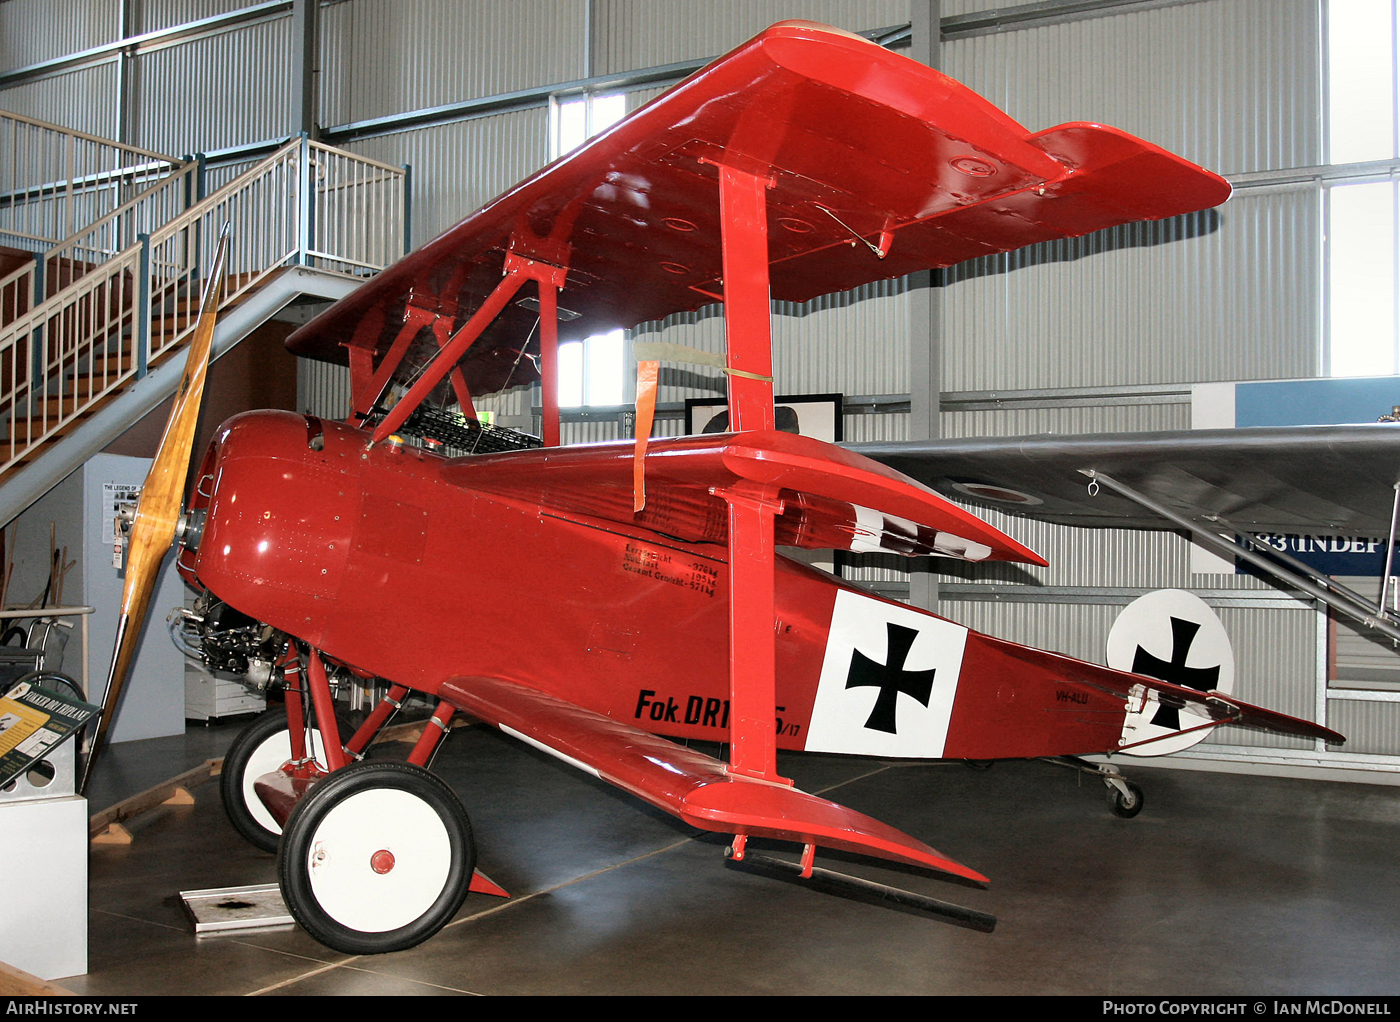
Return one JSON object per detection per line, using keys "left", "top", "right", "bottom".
{"left": 444, "top": 428, "right": 1049, "bottom": 565}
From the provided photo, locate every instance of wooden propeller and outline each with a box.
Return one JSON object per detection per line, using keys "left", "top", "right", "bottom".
{"left": 80, "top": 230, "right": 230, "bottom": 794}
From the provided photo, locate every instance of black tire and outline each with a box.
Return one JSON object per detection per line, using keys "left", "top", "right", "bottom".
{"left": 277, "top": 760, "right": 475, "bottom": 955}
{"left": 1107, "top": 780, "right": 1145, "bottom": 819}
{"left": 220, "top": 707, "right": 348, "bottom": 853}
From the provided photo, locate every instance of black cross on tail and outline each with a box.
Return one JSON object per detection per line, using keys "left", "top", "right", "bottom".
{"left": 845, "top": 622, "right": 936, "bottom": 734}
{"left": 1131, "top": 616, "right": 1220, "bottom": 730}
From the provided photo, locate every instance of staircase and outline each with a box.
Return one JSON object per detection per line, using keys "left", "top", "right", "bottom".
{"left": 0, "top": 113, "right": 407, "bottom": 525}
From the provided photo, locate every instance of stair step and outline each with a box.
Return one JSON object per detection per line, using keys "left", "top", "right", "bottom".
{"left": 15, "top": 394, "right": 85, "bottom": 418}
{"left": 86, "top": 348, "right": 134, "bottom": 369}
{"left": 1, "top": 266, "right": 288, "bottom": 478}
{"left": 155, "top": 272, "right": 256, "bottom": 313}
{"left": 66, "top": 373, "right": 130, "bottom": 393}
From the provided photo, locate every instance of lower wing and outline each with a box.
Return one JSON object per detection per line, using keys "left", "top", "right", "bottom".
{"left": 440, "top": 674, "right": 989, "bottom": 885}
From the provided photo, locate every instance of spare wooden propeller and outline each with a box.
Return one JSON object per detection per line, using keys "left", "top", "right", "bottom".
{"left": 80, "top": 229, "right": 230, "bottom": 794}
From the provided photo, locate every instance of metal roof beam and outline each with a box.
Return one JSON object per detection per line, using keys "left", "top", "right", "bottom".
{"left": 0, "top": 1, "right": 292, "bottom": 87}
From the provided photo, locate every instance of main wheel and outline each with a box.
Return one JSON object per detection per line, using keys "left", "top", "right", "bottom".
{"left": 220, "top": 707, "right": 346, "bottom": 853}
{"left": 277, "top": 760, "right": 475, "bottom": 954}
{"left": 1107, "top": 779, "right": 1145, "bottom": 819}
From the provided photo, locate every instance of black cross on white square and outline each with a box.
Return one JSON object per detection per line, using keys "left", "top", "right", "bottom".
{"left": 806, "top": 590, "right": 968, "bottom": 757}
{"left": 845, "top": 622, "right": 937, "bottom": 733}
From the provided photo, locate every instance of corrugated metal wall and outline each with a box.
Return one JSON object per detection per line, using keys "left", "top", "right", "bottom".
{"left": 0, "top": 65, "right": 121, "bottom": 138}
{"left": 131, "top": 0, "right": 268, "bottom": 35}
{"left": 589, "top": 0, "right": 910, "bottom": 74}
{"left": 941, "top": 191, "right": 1321, "bottom": 391}
{"left": 342, "top": 108, "right": 550, "bottom": 247}
{"left": 4, "top": 0, "right": 1391, "bottom": 768}
{"left": 319, "top": 0, "right": 587, "bottom": 127}
{"left": 0, "top": 0, "right": 119, "bottom": 69}
{"left": 130, "top": 16, "right": 295, "bottom": 154}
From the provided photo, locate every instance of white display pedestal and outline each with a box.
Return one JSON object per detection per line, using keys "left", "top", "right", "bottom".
{"left": 0, "top": 795, "right": 87, "bottom": 980}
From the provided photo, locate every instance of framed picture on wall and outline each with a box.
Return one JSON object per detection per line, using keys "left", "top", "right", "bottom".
{"left": 683, "top": 393, "right": 843, "bottom": 442}
{"left": 684, "top": 393, "right": 844, "bottom": 576}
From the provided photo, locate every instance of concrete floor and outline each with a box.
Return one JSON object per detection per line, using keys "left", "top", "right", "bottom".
{"left": 60, "top": 717, "right": 1400, "bottom": 996}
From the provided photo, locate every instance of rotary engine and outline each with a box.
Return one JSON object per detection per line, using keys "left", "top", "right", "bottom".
{"left": 168, "top": 592, "right": 285, "bottom": 693}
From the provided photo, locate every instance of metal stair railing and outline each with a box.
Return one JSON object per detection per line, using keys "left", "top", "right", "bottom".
{"left": 0, "top": 164, "right": 199, "bottom": 331}
{"left": 1, "top": 110, "right": 186, "bottom": 325}
{"left": 0, "top": 135, "right": 406, "bottom": 481}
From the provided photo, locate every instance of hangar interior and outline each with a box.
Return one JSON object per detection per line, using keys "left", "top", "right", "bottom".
{"left": 1, "top": 0, "right": 1398, "bottom": 996}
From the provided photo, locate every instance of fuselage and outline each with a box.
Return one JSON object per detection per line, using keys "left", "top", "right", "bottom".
{"left": 188, "top": 410, "right": 1131, "bottom": 760}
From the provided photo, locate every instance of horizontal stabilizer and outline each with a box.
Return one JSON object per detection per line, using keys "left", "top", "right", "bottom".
{"left": 983, "top": 633, "right": 1346, "bottom": 746}
{"left": 440, "top": 674, "right": 988, "bottom": 884}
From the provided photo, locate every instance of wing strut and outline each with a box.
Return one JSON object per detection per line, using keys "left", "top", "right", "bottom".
{"left": 1083, "top": 469, "right": 1400, "bottom": 645}
{"left": 368, "top": 251, "right": 568, "bottom": 446}
{"left": 712, "top": 158, "right": 788, "bottom": 782}
{"left": 718, "top": 484, "right": 789, "bottom": 783}
{"left": 347, "top": 306, "right": 434, "bottom": 424}
{"left": 715, "top": 162, "right": 776, "bottom": 432}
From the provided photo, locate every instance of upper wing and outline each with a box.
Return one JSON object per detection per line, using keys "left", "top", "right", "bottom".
{"left": 847, "top": 425, "right": 1400, "bottom": 537}
{"left": 439, "top": 673, "right": 988, "bottom": 883}
{"left": 285, "top": 20, "right": 1229, "bottom": 397}
{"left": 443, "top": 429, "right": 1047, "bottom": 565}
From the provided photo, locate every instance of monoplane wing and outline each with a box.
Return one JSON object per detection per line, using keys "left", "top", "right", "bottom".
{"left": 285, "top": 20, "right": 1228, "bottom": 397}
{"left": 847, "top": 424, "right": 1400, "bottom": 536}
{"left": 443, "top": 428, "right": 1048, "bottom": 564}
{"left": 438, "top": 674, "right": 988, "bottom": 883}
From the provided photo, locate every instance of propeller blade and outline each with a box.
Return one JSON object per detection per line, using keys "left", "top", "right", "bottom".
{"left": 80, "top": 230, "right": 230, "bottom": 793}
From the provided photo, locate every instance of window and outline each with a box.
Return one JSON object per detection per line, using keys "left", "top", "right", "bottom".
{"left": 550, "top": 92, "right": 628, "bottom": 407}
{"left": 555, "top": 328, "right": 625, "bottom": 407}
{"left": 551, "top": 92, "right": 626, "bottom": 157}
{"left": 1327, "top": 0, "right": 1400, "bottom": 376}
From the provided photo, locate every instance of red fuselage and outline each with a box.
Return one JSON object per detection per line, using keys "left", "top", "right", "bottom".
{"left": 189, "top": 410, "right": 1130, "bottom": 760}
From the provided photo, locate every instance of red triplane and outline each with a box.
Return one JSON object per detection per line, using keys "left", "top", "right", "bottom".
{"left": 92, "top": 22, "right": 1343, "bottom": 953}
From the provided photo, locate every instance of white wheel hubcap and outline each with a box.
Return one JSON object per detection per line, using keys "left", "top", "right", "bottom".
{"left": 307, "top": 788, "right": 452, "bottom": 933}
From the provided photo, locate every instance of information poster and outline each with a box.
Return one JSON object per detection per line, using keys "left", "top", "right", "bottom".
{"left": 0, "top": 680, "right": 100, "bottom": 788}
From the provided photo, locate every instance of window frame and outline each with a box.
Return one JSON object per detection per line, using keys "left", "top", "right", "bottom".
{"left": 547, "top": 91, "right": 633, "bottom": 410}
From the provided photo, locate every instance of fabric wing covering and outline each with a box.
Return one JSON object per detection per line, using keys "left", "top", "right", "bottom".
{"left": 285, "top": 20, "right": 1231, "bottom": 397}
{"left": 849, "top": 425, "right": 1400, "bottom": 537}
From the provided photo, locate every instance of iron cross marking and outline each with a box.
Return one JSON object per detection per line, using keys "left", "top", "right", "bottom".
{"left": 845, "top": 622, "right": 936, "bottom": 734}
{"left": 1131, "top": 616, "right": 1220, "bottom": 731}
